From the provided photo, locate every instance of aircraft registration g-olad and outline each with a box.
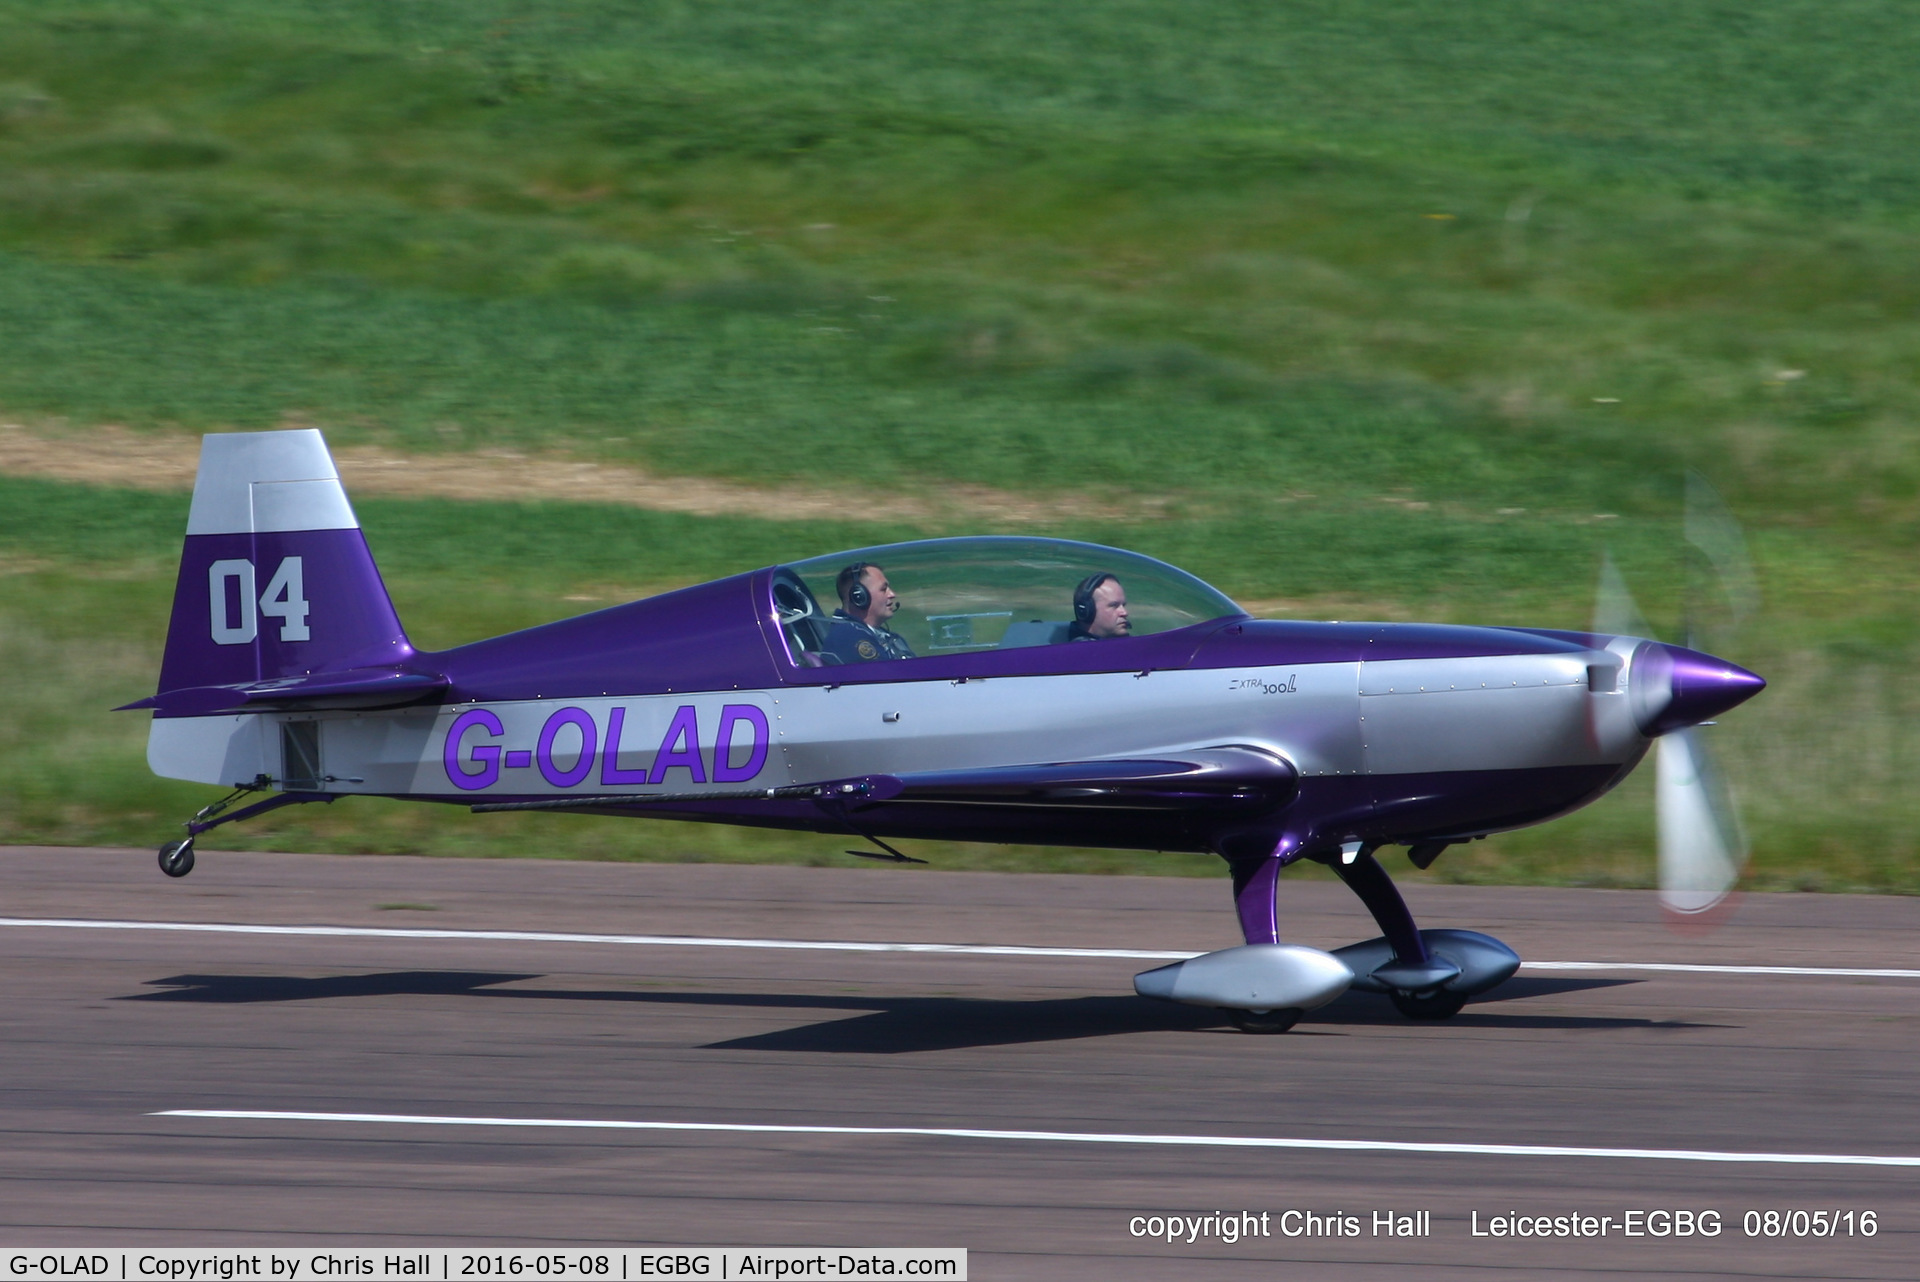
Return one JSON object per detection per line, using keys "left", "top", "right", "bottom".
{"left": 127, "top": 430, "right": 1765, "bottom": 1032}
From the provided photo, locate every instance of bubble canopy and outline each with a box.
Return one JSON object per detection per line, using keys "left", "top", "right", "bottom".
{"left": 772, "top": 536, "right": 1244, "bottom": 666}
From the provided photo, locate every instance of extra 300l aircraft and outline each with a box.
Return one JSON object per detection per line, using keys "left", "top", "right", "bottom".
{"left": 128, "top": 430, "right": 1766, "bottom": 1032}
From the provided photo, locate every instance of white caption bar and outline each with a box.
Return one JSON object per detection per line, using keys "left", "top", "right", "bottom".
{"left": 0, "top": 1249, "right": 965, "bottom": 1282}
{"left": 6, "top": 916, "right": 1919, "bottom": 978}
{"left": 155, "top": 1109, "right": 1920, "bottom": 1168}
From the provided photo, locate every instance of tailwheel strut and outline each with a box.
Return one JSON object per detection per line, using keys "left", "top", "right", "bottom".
{"left": 154, "top": 776, "right": 336, "bottom": 879}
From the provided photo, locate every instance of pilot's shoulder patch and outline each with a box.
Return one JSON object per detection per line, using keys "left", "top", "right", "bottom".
{"left": 856, "top": 640, "right": 878, "bottom": 659}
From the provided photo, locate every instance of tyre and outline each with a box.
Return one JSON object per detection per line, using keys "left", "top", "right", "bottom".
{"left": 1389, "top": 988, "right": 1466, "bottom": 1020}
{"left": 1226, "top": 1007, "right": 1302, "bottom": 1034}
{"left": 158, "top": 840, "right": 195, "bottom": 878}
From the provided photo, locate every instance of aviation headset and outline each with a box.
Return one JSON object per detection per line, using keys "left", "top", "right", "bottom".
{"left": 1074, "top": 572, "right": 1117, "bottom": 626}
{"left": 838, "top": 562, "right": 875, "bottom": 614}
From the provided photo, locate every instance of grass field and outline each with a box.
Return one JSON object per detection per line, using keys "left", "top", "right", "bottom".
{"left": 1, "top": 2, "right": 1915, "bottom": 889}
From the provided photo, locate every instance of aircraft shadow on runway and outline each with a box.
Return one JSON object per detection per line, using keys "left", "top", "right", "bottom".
{"left": 126, "top": 971, "right": 540, "bottom": 1002}
{"left": 122, "top": 971, "right": 1720, "bottom": 1053}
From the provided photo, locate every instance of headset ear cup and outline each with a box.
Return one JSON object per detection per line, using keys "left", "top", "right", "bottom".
{"left": 1074, "top": 573, "right": 1107, "bottom": 626}
{"left": 840, "top": 561, "right": 872, "bottom": 614}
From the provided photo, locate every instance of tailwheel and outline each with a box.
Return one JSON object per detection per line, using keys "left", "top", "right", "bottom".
{"left": 1389, "top": 988, "right": 1466, "bottom": 1020}
{"left": 1226, "top": 1007, "right": 1302, "bottom": 1034}
{"left": 157, "top": 838, "right": 196, "bottom": 879}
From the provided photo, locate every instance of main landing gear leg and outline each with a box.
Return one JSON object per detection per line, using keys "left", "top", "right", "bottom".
{"left": 1228, "top": 851, "right": 1286, "bottom": 947}
{"left": 1334, "top": 848, "right": 1463, "bottom": 1019}
{"left": 1135, "top": 840, "right": 1356, "bottom": 1035}
{"left": 1224, "top": 853, "right": 1297, "bottom": 1032}
{"left": 155, "top": 778, "right": 335, "bottom": 879}
{"left": 1162, "top": 847, "right": 1310, "bottom": 1034}
{"left": 1330, "top": 848, "right": 1519, "bottom": 1019}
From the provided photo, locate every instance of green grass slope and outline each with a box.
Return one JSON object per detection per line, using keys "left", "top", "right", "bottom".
{"left": 0, "top": 2, "right": 1914, "bottom": 886}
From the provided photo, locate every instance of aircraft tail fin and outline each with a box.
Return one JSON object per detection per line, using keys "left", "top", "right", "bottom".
{"left": 147, "top": 430, "right": 415, "bottom": 703}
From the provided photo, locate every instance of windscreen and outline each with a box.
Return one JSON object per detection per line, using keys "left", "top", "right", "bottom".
{"left": 773, "top": 536, "right": 1242, "bottom": 665}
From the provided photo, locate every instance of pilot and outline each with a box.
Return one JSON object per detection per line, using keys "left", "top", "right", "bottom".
{"left": 1068, "top": 572, "right": 1131, "bottom": 640}
{"left": 822, "top": 561, "right": 916, "bottom": 663}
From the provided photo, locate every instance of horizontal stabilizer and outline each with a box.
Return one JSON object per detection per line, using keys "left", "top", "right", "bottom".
{"left": 120, "top": 667, "right": 447, "bottom": 715}
{"left": 830, "top": 746, "right": 1298, "bottom": 811}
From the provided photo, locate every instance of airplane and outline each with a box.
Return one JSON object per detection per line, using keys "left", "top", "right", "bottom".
{"left": 124, "top": 429, "right": 1766, "bottom": 1033}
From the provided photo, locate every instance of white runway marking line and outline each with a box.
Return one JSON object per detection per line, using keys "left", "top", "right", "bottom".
{"left": 0, "top": 916, "right": 1189, "bottom": 960}
{"left": 1521, "top": 960, "right": 1920, "bottom": 979}
{"left": 154, "top": 1109, "right": 1920, "bottom": 1168}
{"left": 4, "top": 916, "right": 1920, "bottom": 978}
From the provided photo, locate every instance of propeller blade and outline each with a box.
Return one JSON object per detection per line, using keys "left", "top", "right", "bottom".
{"left": 1594, "top": 549, "right": 1651, "bottom": 639}
{"left": 1656, "top": 725, "right": 1748, "bottom": 920}
{"left": 1683, "top": 471, "right": 1760, "bottom": 648}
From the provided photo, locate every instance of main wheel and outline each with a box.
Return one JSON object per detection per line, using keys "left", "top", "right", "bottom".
{"left": 1226, "top": 1007, "right": 1302, "bottom": 1034}
{"left": 157, "top": 839, "right": 195, "bottom": 878}
{"left": 1389, "top": 988, "right": 1466, "bottom": 1020}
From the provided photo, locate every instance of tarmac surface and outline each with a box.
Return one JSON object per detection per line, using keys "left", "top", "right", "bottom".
{"left": 1, "top": 844, "right": 1917, "bottom": 1280}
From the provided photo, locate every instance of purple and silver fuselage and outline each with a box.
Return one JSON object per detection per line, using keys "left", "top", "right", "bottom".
{"left": 151, "top": 561, "right": 1760, "bottom": 859}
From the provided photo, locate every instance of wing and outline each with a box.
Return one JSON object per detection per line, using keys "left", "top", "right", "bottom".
{"left": 838, "top": 746, "right": 1297, "bottom": 811}
{"left": 472, "top": 745, "right": 1297, "bottom": 814}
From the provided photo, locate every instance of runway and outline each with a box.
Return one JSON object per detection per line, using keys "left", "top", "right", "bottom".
{"left": 2, "top": 846, "right": 1916, "bottom": 1280}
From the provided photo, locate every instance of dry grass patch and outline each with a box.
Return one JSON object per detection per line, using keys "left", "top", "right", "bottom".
{"left": 0, "top": 421, "right": 1170, "bottom": 527}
